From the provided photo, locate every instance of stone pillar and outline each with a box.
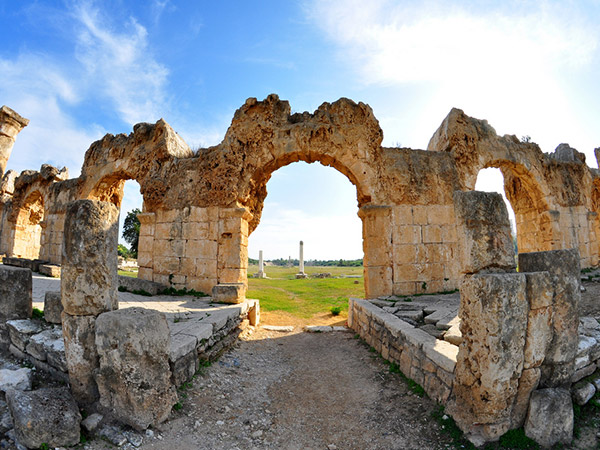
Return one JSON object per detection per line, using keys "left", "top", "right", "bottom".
{"left": 214, "top": 207, "right": 251, "bottom": 302}
{"left": 453, "top": 191, "right": 516, "bottom": 274}
{"left": 359, "top": 205, "right": 393, "bottom": 298}
{"left": 449, "top": 190, "right": 527, "bottom": 445}
{"left": 296, "top": 241, "right": 307, "bottom": 279}
{"left": 255, "top": 249, "right": 266, "bottom": 278}
{"left": 518, "top": 249, "right": 580, "bottom": 387}
{"left": 0, "top": 106, "right": 29, "bottom": 176}
{"left": 448, "top": 272, "right": 528, "bottom": 444}
{"left": 60, "top": 200, "right": 119, "bottom": 405}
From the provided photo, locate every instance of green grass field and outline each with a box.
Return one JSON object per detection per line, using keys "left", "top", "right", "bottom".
{"left": 246, "top": 264, "right": 364, "bottom": 318}
{"left": 117, "top": 265, "right": 365, "bottom": 320}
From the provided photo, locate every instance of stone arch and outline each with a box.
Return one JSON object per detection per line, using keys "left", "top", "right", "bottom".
{"left": 11, "top": 189, "right": 46, "bottom": 259}
{"left": 479, "top": 160, "right": 554, "bottom": 254}
{"left": 87, "top": 171, "right": 135, "bottom": 208}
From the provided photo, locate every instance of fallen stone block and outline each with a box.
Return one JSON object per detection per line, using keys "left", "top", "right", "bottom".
{"left": 95, "top": 307, "right": 177, "bottom": 430}
{"left": 43, "top": 291, "right": 63, "bottom": 324}
{"left": 572, "top": 382, "right": 596, "bottom": 405}
{"left": 6, "top": 387, "right": 81, "bottom": 449}
{"left": 39, "top": 264, "right": 61, "bottom": 278}
{"left": 25, "top": 328, "right": 63, "bottom": 362}
{"left": 212, "top": 283, "right": 245, "bottom": 304}
{"left": 262, "top": 325, "right": 294, "bottom": 332}
{"left": 0, "top": 368, "right": 32, "bottom": 392}
{"left": 524, "top": 388, "right": 573, "bottom": 448}
{"left": 81, "top": 413, "right": 103, "bottom": 433}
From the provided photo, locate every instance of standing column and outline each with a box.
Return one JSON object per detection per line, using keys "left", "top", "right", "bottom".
{"left": 256, "top": 250, "right": 266, "bottom": 278}
{"left": 0, "top": 106, "right": 29, "bottom": 176}
{"left": 61, "top": 200, "right": 119, "bottom": 405}
{"left": 296, "top": 240, "right": 307, "bottom": 279}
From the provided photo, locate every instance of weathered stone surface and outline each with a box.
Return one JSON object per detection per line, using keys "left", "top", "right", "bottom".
{"left": 0, "top": 368, "right": 33, "bottom": 392}
{"left": 95, "top": 307, "right": 177, "bottom": 430}
{"left": 519, "top": 249, "right": 580, "bottom": 387}
{"left": 6, "top": 319, "right": 43, "bottom": 351}
{"left": 61, "top": 200, "right": 119, "bottom": 316}
{"left": 449, "top": 272, "right": 527, "bottom": 443}
{"left": 453, "top": 191, "right": 516, "bottom": 274}
{"left": 81, "top": 412, "right": 103, "bottom": 433}
{"left": 0, "top": 266, "right": 32, "bottom": 349}
{"left": 25, "top": 327, "right": 63, "bottom": 362}
{"left": 61, "top": 313, "right": 99, "bottom": 405}
{"left": 524, "top": 388, "right": 573, "bottom": 447}
{"left": 572, "top": 382, "right": 596, "bottom": 405}
{"left": 44, "top": 291, "right": 63, "bottom": 324}
{"left": 523, "top": 307, "right": 552, "bottom": 369}
{"left": 443, "top": 323, "right": 462, "bottom": 346}
{"left": 6, "top": 387, "right": 81, "bottom": 449}
{"left": 0, "top": 105, "right": 29, "bottom": 176}
{"left": 248, "top": 299, "right": 260, "bottom": 326}
{"left": 510, "top": 367, "right": 541, "bottom": 429}
{"left": 0, "top": 399, "right": 12, "bottom": 434}
{"left": 118, "top": 274, "right": 167, "bottom": 296}
{"left": 212, "top": 283, "right": 246, "bottom": 304}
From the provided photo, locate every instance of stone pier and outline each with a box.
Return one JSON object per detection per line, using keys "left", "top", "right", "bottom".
{"left": 61, "top": 200, "right": 119, "bottom": 405}
{"left": 0, "top": 106, "right": 29, "bottom": 176}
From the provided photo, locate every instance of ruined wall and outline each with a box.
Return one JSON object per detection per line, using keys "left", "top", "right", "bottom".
{"left": 0, "top": 97, "right": 599, "bottom": 298}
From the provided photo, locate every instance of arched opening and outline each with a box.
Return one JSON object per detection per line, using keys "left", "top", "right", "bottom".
{"left": 88, "top": 174, "right": 144, "bottom": 278}
{"left": 12, "top": 190, "right": 45, "bottom": 259}
{"left": 246, "top": 161, "right": 364, "bottom": 325}
{"left": 475, "top": 163, "right": 551, "bottom": 256}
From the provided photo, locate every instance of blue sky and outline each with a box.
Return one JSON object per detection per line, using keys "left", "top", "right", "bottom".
{"left": 2, "top": 0, "right": 599, "bottom": 260}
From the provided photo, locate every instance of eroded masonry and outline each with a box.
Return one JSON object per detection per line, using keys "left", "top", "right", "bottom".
{"left": 0, "top": 96, "right": 599, "bottom": 447}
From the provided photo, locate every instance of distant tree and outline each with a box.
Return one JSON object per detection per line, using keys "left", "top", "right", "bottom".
{"left": 521, "top": 135, "right": 532, "bottom": 143}
{"left": 117, "top": 244, "right": 131, "bottom": 259}
{"left": 122, "top": 208, "right": 141, "bottom": 258}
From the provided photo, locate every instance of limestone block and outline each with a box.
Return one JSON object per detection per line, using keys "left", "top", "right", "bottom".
{"left": 453, "top": 191, "right": 516, "bottom": 274}
{"left": 212, "top": 283, "right": 245, "bottom": 304}
{"left": 365, "top": 265, "right": 393, "bottom": 298}
{"left": 449, "top": 273, "right": 527, "bottom": 438}
{"left": 523, "top": 307, "right": 552, "bottom": 369}
{"left": 0, "top": 265, "right": 32, "bottom": 323}
{"left": 6, "top": 387, "right": 81, "bottom": 449}
{"left": 0, "top": 368, "right": 33, "bottom": 392}
{"left": 95, "top": 307, "right": 177, "bottom": 430}
{"left": 61, "top": 200, "right": 118, "bottom": 316}
{"left": 524, "top": 388, "right": 573, "bottom": 447}
{"left": 62, "top": 313, "right": 99, "bottom": 405}
{"left": 26, "top": 328, "right": 63, "bottom": 362}
{"left": 519, "top": 249, "right": 580, "bottom": 386}
{"left": 44, "top": 291, "right": 63, "bottom": 324}
{"left": 6, "top": 319, "right": 43, "bottom": 352}
{"left": 510, "top": 367, "right": 541, "bottom": 429}
{"left": 185, "top": 239, "right": 218, "bottom": 259}
{"left": 524, "top": 271, "right": 553, "bottom": 309}
{"left": 248, "top": 299, "right": 260, "bottom": 326}
{"left": 572, "top": 382, "right": 596, "bottom": 405}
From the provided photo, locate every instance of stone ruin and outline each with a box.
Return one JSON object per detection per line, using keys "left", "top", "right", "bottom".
{"left": 0, "top": 96, "right": 598, "bottom": 447}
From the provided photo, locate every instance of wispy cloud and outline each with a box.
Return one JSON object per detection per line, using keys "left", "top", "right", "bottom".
{"left": 72, "top": 2, "right": 169, "bottom": 125}
{"left": 306, "top": 0, "right": 600, "bottom": 154}
{"left": 0, "top": 53, "right": 102, "bottom": 175}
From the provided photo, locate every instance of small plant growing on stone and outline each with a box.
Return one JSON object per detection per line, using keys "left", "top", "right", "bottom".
{"left": 173, "top": 402, "right": 183, "bottom": 411}
{"left": 330, "top": 306, "right": 342, "bottom": 316}
{"left": 421, "top": 281, "right": 427, "bottom": 291}
{"left": 40, "top": 444, "right": 50, "bottom": 450}
{"left": 118, "top": 285, "right": 128, "bottom": 292}
{"left": 32, "top": 307, "right": 44, "bottom": 319}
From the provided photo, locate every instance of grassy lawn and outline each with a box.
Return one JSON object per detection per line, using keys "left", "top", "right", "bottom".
{"left": 118, "top": 270, "right": 138, "bottom": 278}
{"left": 246, "top": 264, "right": 364, "bottom": 319}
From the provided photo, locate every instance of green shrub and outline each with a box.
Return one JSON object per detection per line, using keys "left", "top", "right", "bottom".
{"left": 32, "top": 307, "right": 44, "bottom": 319}
{"left": 330, "top": 306, "right": 343, "bottom": 316}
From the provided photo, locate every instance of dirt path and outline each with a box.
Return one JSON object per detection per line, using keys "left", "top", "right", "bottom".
{"left": 102, "top": 328, "right": 453, "bottom": 450}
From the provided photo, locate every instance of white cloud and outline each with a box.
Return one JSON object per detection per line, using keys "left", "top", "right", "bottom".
{"left": 72, "top": 2, "right": 169, "bottom": 125}
{"left": 0, "top": 54, "right": 102, "bottom": 175}
{"left": 308, "top": 0, "right": 600, "bottom": 157}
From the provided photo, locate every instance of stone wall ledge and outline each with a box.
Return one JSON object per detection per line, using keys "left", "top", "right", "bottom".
{"left": 349, "top": 298, "right": 458, "bottom": 403}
